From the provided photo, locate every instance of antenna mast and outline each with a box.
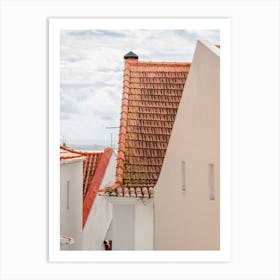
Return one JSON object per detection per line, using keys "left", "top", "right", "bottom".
{"left": 105, "top": 126, "right": 119, "bottom": 148}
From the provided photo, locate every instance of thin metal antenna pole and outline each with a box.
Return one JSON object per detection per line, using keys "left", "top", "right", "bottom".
{"left": 105, "top": 126, "right": 119, "bottom": 149}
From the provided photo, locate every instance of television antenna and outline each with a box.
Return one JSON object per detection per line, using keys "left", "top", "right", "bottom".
{"left": 105, "top": 126, "right": 119, "bottom": 148}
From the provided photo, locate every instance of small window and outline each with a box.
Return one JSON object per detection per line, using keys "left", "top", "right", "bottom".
{"left": 66, "top": 180, "right": 70, "bottom": 209}
{"left": 209, "top": 164, "right": 215, "bottom": 200}
{"left": 181, "top": 161, "right": 186, "bottom": 192}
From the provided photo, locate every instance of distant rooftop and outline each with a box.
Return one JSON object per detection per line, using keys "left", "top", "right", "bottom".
{"left": 60, "top": 145, "right": 113, "bottom": 228}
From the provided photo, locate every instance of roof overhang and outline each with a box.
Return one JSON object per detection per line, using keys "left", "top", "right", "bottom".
{"left": 60, "top": 156, "right": 86, "bottom": 165}
{"left": 101, "top": 195, "right": 153, "bottom": 205}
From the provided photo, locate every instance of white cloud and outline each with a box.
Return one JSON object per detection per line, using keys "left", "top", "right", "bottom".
{"left": 60, "top": 29, "right": 220, "bottom": 146}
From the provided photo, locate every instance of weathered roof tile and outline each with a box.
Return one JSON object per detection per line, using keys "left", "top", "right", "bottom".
{"left": 103, "top": 55, "right": 190, "bottom": 198}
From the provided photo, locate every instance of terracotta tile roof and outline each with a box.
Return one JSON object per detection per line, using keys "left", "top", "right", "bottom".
{"left": 103, "top": 55, "right": 190, "bottom": 198}
{"left": 82, "top": 151, "right": 104, "bottom": 199}
{"left": 60, "top": 147, "right": 85, "bottom": 161}
{"left": 83, "top": 147, "right": 113, "bottom": 228}
{"left": 60, "top": 146, "right": 113, "bottom": 228}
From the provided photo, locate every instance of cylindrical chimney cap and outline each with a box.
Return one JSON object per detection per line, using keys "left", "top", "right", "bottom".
{"left": 124, "top": 51, "right": 138, "bottom": 60}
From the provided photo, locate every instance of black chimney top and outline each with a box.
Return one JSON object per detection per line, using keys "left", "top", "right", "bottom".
{"left": 124, "top": 51, "right": 138, "bottom": 60}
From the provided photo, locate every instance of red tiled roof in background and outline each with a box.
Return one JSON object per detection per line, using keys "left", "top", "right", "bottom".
{"left": 82, "top": 151, "right": 104, "bottom": 199}
{"left": 60, "top": 147, "right": 85, "bottom": 161}
{"left": 83, "top": 148, "right": 113, "bottom": 228}
{"left": 60, "top": 146, "right": 104, "bottom": 199}
{"left": 104, "top": 53, "right": 191, "bottom": 198}
{"left": 60, "top": 146, "right": 113, "bottom": 228}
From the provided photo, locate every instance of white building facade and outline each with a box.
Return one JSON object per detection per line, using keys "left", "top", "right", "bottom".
{"left": 60, "top": 156, "right": 85, "bottom": 250}
{"left": 105, "top": 197, "right": 154, "bottom": 250}
{"left": 154, "top": 41, "right": 220, "bottom": 250}
{"left": 60, "top": 147, "right": 116, "bottom": 251}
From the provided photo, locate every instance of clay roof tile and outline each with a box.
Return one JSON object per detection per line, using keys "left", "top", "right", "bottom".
{"left": 103, "top": 55, "right": 190, "bottom": 198}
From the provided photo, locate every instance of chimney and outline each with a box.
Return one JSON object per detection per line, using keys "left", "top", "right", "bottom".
{"left": 124, "top": 51, "right": 138, "bottom": 60}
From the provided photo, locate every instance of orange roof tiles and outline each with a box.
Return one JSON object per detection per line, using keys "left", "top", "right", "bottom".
{"left": 60, "top": 147, "right": 85, "bottom": 161}
{"left": 82, "top": 151, "right": 104, "bottom": 199}
{"left": 104, "top": 55, "right": 190, "bottom": 198}
{"left": 83, "top": 147, "right": 113, "bottom": 228}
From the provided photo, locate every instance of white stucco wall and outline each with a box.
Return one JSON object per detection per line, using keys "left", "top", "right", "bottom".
{"left": 112, "top": 204, "right": 135, "bottom": 250}
{"left": 108, "top": 197, "right": 154, "bottom": 250}
{"left": 134, "top": 199, "right": 154, "bottom": 250}
{"left": 154, "top": 41, "right": 220, "bottom": 250}
{"left": 82, "top": 195, "right": 113, "bottom": 250}
{"left": 60, "top": 158, "right": 84, "bottom": 250}
{"left": 82, "top": 151, "right": 116, "bottom": 250}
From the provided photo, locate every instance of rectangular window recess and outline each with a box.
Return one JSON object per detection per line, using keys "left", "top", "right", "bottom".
{"left": 66, "top": 180, "right": 70, "bottom": 210}
{"left": 209, "top": 163, "right": 215, "bottom": 200}
{"left": 181, "top": 160, "right": 186, "bottom": 192}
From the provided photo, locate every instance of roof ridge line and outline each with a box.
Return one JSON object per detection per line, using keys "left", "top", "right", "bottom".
{"left": 60, "top": 145, "right": 104, "bottom": 156}
{"left": 100, "top": 60, "right": 131, "bottom": 192}
{"left": 128, "top": 61, "right": 191, "bottom": 66}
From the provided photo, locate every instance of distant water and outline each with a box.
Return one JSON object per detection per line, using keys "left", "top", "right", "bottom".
{"left": 67, "top": 143, "right": 107, "bottom": 152}
{"left": 60, "top": 138, "right": 118, "bottom": 151}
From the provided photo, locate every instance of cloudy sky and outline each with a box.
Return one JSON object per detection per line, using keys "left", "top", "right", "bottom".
{"left": 60, "top": 29, "right": 219, "bottom": 148}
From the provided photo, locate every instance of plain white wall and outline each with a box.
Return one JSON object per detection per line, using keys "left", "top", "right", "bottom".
{"left": 134, "top": 199, "right": 154, "bottom": 250}
{"left": 60, "top": 159, "right": 84, "bottom": 250}
{"left": 82, "top": 196, "right": 113, "bottom": 250}
{"left": 112, "top": 204, "right": 135, "bottom": 250}
{"left": 108, "top": 198, "right": 154, "bottom": 250}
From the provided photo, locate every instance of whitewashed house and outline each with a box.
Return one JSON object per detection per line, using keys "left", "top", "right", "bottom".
{"left": 60, "top": 148, "right": 85, "bottom": 250}
{"left": 154, "top": 41, "right": 220, "bottom": 250}
{"left": 60, "top": 146, "right": 116, "bottom": 250}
